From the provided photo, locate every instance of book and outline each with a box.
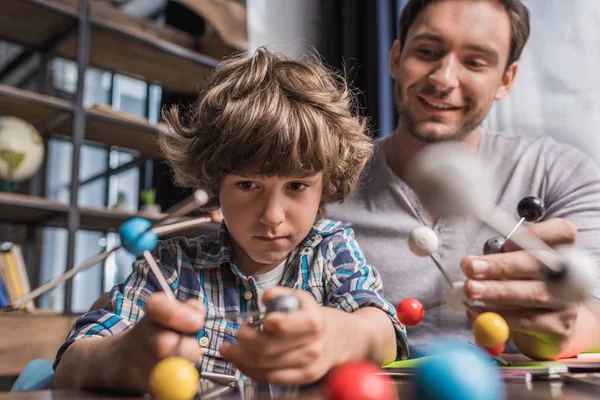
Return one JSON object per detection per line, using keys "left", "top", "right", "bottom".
{"left": 0, "top": 243, "right": 35, "bottom": 310}
{"left": 11, "top": 245, "right": 34, "bottom": 311}
{"left": 0, "top": 247, "right": 20, "bottom": 304}
{"left": 0, "top": 269, "right": 9, "bottom": 307}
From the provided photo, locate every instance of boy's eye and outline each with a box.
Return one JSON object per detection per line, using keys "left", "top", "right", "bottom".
{"left": 236, "top": 181, "right": 257, "bottom": 190}
{"left": 288, "top": 182, "right": 308, "bottom": 191}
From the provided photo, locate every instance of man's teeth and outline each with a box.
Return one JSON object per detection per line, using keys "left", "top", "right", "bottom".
{"left": 422, "top": 98, "right": 456, "bottom": 110}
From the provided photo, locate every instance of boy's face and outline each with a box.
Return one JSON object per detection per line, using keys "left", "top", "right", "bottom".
{"left": 219, "top": 172, "right": 323, "bottom": 275}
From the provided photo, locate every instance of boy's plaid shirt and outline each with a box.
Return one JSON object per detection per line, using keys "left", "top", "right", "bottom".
{"left": 54, "top": 219, "right": 408, "bottom": 374}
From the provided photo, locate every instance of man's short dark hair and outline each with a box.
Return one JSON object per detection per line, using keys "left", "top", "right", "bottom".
{"left": 399, "top": 0, "right": 530, "bottom": 68}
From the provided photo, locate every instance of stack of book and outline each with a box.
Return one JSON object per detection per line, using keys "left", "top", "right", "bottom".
{"left": 0, "top": 242, "right": 34, "bottom": 311}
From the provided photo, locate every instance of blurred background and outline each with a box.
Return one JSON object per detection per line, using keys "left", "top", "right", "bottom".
{"left": 0, "top": 0, "right": 597, "bottom": 315}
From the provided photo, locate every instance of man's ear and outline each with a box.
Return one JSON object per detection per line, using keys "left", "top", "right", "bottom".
{"left": 389, "top": 39, "right": 402, "bottom": 79}
{"left": 495, "top": 62, "right": 519, "bottom": 100}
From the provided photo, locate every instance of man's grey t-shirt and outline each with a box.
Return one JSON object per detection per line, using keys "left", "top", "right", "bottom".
{"left": 327, "top": 132, "right": 600, "bottom": 349}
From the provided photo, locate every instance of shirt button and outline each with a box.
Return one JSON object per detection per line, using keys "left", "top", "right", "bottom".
{"left": 244, "top": 291, "right": 253, "bottom": 300}
{"left": 199, "top": 336, "right": 209, "bottom": 347}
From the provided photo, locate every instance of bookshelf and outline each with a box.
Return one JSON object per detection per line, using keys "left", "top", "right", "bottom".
{"left": 0, "top": 0, "right": 220, "bottom": 94}
{"left": 0, "top": 0, "right": 237, "bottom": 315}
{"left": 0, "top": 85, "right": 163, "bottom": 159}
{"left": 0, "top": 192, "right": 219, "bottom": 237}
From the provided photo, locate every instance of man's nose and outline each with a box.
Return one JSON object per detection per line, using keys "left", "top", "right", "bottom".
{"left": 427, "top": 55, "right": 459, "bottom": 92}
{"left": 258, "top": 193, "right": 285, "bottom": 227}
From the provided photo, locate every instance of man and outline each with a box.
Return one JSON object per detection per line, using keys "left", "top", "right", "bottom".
{"left": 328, "top": 0, "right": 600, "bottom": 360}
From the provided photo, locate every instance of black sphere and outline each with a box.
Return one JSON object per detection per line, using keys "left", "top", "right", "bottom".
{"left": 483, "top": 237, "right": 505, "bottom": 255}
{"left": 266, "top": 295, "right": 300, "bottom": 314}
{"left": 517, "top": 196, "right": 545, "bottom": 222}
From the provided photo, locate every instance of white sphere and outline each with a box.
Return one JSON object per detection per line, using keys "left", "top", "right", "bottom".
{"left": 444, "top": 282, "right": 473, "bottom": 312}
{"left": 408, "top": 226, "right": 439, "bottom": 257}
{"left": 0, "top": 116, "right": 44, "bottom": 182}
{"left": 193, "top": 189, "right": 210, "bottom": 206}
{"left": 544, "top": 248, "right": 598, "bottom": 302}
{"left": 405, "top": 142, "right": 496, "bottom": 218}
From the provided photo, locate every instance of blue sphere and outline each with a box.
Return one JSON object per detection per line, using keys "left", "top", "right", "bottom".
{"left": 119, "top": 218, "right": 158, "bottom": 257}
{"left": 416, "top": 339, "right": 504, "bottom": 400}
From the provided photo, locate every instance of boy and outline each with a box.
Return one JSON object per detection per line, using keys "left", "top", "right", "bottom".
{"left": 53, "top": 48, "right": 407, "bottom": 393}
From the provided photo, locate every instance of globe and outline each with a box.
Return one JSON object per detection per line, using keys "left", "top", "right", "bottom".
{"left": 0, "top": 116, "right": 45, "bottom": 183}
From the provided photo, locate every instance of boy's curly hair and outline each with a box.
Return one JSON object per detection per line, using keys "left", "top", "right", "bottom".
{"left": 158, "top": 47, "right": 373, "bottom": 218}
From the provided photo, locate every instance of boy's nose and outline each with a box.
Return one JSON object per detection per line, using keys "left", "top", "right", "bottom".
{"left": 259, "top": 196, "right": 285, "bottom": 227}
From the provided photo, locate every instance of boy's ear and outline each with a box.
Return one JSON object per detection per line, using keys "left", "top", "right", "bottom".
{"left": 389, "top": 40, "right": 402, "bottom": 79}
{"left": 495, "top": 62, "right": 519, "bottom": 100}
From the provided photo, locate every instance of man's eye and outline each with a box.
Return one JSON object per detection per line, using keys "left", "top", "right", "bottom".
{"left": 288, "top": 182, "right": 308, "bottom": 191}
{"left": 466, "top": 60, "right": 486, "bottom": 68}
{"left": 418, "top": 49, "right": 438, "bottom": 58}
{"left": 237, "top": 182, "right": 256, "bottom": 190}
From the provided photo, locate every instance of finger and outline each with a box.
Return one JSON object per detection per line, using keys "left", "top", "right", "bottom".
{"left": 145, "top": 293, "right": 204, "bottom": 333}
{"left": 178, "top": 335, "right": 203, "bottom": 363}
{"left": 262, "top": 286, "right": 316, "bottom": 312}
{"left": 244, "top": 363, "right": 326, "bottom": 385}
{"left": 262, "top": 287, "right": 322, "bottom": 336}
{"left": 464, "top": 279, "right": 567, "bottom": 308}
{"left": 233, "top": 322, "right": 315, "bottom": 359}
{"left": 143, "top": 320, "right": 181, "bottom": 359}
{"left": 461, "top": 252, "right": 542, "bottom": 280}
{"left": 503, "top": 218, "right": 577, "bottom": 252}
{"left": 210, "top": 209, "right": 224, "bottom": 223}
{"left": 224, "top": 343, "right": 326, "bottom": 385}
{"left": 224, "top": 339, "right": 321, "bottom": 373}
{"left": 485, "top": 305, "right": 578, "bottom": 336}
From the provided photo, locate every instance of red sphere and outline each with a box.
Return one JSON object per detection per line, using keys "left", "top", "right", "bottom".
{"left": 484, "top": 342, "right": 506, "bottom": 357}
{"left": 396, "top": 298, "right": 425, "bottom": 327}
{"left": 326, "top": 361, "right": 397, "bottom": 400}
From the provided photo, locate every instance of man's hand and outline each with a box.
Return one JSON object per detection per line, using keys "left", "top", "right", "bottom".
{"left": 113, "top": 293, "right": 205, "bottom": 391}
{"left": 461, "top": 218, "right": 599, "bottom": 360}
{"left": 219, "top": 287, "right": 338, "bottom": 384}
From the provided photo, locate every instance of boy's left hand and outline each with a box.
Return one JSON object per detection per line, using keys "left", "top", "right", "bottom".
{"left": 218, "top": 287, "right": 339, "bottom": 384}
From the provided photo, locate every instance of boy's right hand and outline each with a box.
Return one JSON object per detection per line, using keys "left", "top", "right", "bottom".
{"left": 113, "top": 293, "right": 205, "bottom": 391}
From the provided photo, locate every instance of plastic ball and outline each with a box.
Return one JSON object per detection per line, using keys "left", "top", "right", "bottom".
{"left": 444, "top": 282, "right": 472, "bottom": 312}
{"left": 409, "top": 226, "right": 440, "bottom": 257}
{"left": 544, "top": 247, "right": 598, "bottom": 302}
{"left": 472, "top": 312, "right": 509, "bottom": 348}
{"left": 416, "top": 339, "right": 504, "bottom": 400}
{"left": 326, "top": 361, "right": 397, "bottom": 400}
{"left": 149, "top": 357, "right": 199, "bottom": 400}
{"left": 517, "top": 196, "right": 545, "bottom": 222}
{"left": 396, "top": 298, "right": 425, "bottom": 327}
{"left": 483, "top": 237, "right": 505, "bottom": 255}
{"left": 119, "top": 217, "right": 158, "bottom": 257}
{"left": 266, "top": 294, "right": 300, "bottom": 313}
{"left": 193, "top": 189, "right": 210, "bottom": 206}
{"left": 405, "top": 143, "right": 496, "bottom": 218}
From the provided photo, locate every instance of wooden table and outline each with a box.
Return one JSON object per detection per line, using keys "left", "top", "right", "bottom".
{"left": 1, "top": 379, "right": 599, "bottom": 399}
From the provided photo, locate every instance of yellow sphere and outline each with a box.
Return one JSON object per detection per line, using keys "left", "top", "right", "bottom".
{"left": 149, "top": 357, "right": 199, "bottom": 400}
{"left": 472, "top": 312, "right": 510, "bottom": 348}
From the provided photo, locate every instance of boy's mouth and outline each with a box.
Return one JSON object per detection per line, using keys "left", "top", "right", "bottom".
{"left": 255, "top": 235, "right": 288, "bottom": 243}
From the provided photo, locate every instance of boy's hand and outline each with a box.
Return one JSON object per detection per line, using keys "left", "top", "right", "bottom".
{"left": 219, "top": 287, "right": 339, "bottom": 384}
{"left": 113, "top": 293, "right": 205, "bottom": 391}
